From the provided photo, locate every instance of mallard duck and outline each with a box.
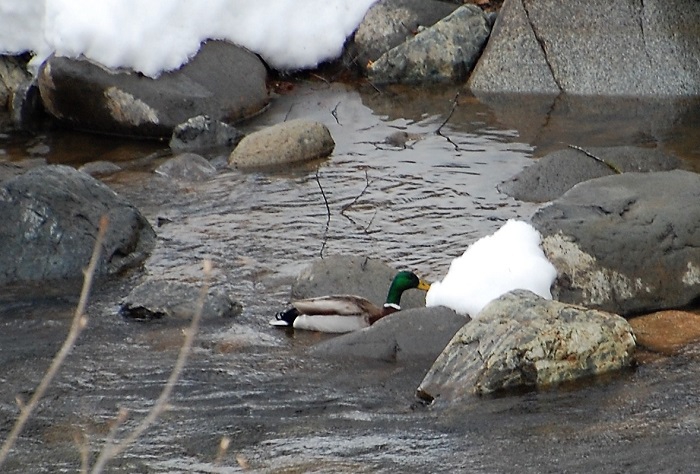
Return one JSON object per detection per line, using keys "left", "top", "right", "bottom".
{"left": 270, "top": 271, "right": 431, "bottom": 333}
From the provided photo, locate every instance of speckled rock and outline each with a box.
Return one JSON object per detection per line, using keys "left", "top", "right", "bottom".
{"left": 417, "top": 290, "right": 636, "bottom": 401}
{"left": 229, "top": 119, "right": 334, "bottom": 169}
{"left": 532, "top": 170, "right": 700, "bottom": 315}
{"left": 368, "top": 5, "right": 491, "bottom": 84}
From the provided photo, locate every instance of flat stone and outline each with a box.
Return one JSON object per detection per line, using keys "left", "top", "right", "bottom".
{"left": 311, "top": 306, "right": 467, "bottom": 362}
{"left": 120, "top": 280, "right": 242, "bottom": 321}
{"left": 169, "top": 115, "right": 243, "bottom": 152}
{"left": 499, "top": 146, "right": 682, "bottom": 203}
{"left": 229, "top": 119, "right": 335, "bottom": 169}
{"left": 629, "top": 310, "right": 700, "bottom": 355}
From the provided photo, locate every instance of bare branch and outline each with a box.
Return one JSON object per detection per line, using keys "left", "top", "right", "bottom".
{"left": 568, "top": 144, "right": 622, "bottom": 174}
{"left": 90, "top": 259, "right": 213, "bottom": 473}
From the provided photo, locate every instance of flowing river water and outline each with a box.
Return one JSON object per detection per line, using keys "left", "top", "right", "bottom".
{"left": 1, "top": 81, "right": 699, "bottom": 472}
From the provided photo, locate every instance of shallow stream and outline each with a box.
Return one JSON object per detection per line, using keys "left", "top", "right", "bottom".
{"left": 1, "top": 82, "right": 699, "bottom": 472}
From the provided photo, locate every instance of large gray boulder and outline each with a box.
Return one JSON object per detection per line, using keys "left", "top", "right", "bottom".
{"left": 288, "top": 255, "right": 428, "bottom": 310}
{"left": 532, "top": 170, "right": 700, "bottom": 315}
{"left": 499, "top": 146, "right": 683, "bottom": 203}
{"left": 312, "top": 306, "right": 467, "bottom": 362}
{"left": 350, "top": 0, "right": 459, "bottom": 70}
{"left": 0, "top": 165, "right": 155, "bottom": 285}
{"left": 469, "top": 0, "right": 700, "bottom": 96}
{"left": 37, "top": 40, "right": 268, "bottom": 138}
{"left": 368, "top": 5, "right": 491, "bottom": 84}
{"left": 417, "top": 290, "right": 636, "bottom": 401}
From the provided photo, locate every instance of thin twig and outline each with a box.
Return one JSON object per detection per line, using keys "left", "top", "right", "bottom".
{"left": 90, "top": 259, "right": 213, "bottom": 473}
{"left": 435, "top": 92, "right": 460, "bottom": 135}
{"left": 0, "top": 215, "right": 109, "bottom": 468}
{"left": 330, "top": 101, "right": 341, "bottom": 125}
{"left": 568, "top": 144, "right": 622, "bottom": 174}
{"left": 340, "top": 168, "right": 371, "bottom": 215}
{"left": 314, "top": 169, "right": 331, "bottom": 258}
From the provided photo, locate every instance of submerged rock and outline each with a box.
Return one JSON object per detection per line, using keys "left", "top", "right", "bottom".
{"left": 289, "top": 255, "right": 428, "bottom": 310}
{"left": 312, "top": 306, "right": 467, "bottom": 362}
{"left": 368, "top": 5, "right": 491, "bottom": 84}
{"left": 120, "top": 280, "right": 242, "bottom": 320}
{"left": 417, "top": 290, "right": 636, "bottom": 400}
{"left": 229, "top": 119, "right": 335, "bottom": 169}
{"left": 499, "top": 146, "right": 683, "bottom": 203}
{"left": 37, "top": 40, "right": 268, "bottom": 138}
{"left": 0, "top": 165, "right": 155, "bottom": 285}
{"left": 468, "top": 0, "right": 700, "bottom": 95}
{"left": 532, "top": 170, "right": 700, "bottom": 316}
{"left": 155, "top": 153, "right": 217, "bottom": 182}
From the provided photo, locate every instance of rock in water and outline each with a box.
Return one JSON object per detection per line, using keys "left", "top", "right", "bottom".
{"left": 532, "top": 170, "right": 700, "bottom": 315}
{"left": 417, "top": 290, "right": 636, "bottom": 401}
{"left": 0, "top": 165, "right": 155, "bottom": 285}
{"left": 229, "top": 119, "right": 335, "bottom": 169}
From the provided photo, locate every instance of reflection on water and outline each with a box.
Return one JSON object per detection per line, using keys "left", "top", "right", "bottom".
{"left": 0, "top": 82, "right": 699, "bottom": 472}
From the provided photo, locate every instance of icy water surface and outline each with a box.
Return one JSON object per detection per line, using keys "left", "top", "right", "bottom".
{"left": 1, "top": 82, "right": 699, "bottom": 472}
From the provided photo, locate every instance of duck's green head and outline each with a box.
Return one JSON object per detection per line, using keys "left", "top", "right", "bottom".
{"left": 385, "top": 271, "right": 431, "bottom": 308}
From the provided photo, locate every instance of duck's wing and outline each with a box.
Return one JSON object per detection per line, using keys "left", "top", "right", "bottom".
{"left": 292, "top": 295, "right": 381, "bottom": 317}
{"left": 293, "top": 314, "right": 369, "bottom": 333}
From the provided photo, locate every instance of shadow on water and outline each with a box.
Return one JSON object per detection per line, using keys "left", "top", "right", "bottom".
{"left": 0, "top": 82, "right": 699, "bottom": 472}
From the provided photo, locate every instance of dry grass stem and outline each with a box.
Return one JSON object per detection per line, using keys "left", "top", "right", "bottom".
{"left": 90, "top": 259, "right": 213, "bottom": 473}
{"left": 0, "top": 215, "right": 109, "bottom": 468}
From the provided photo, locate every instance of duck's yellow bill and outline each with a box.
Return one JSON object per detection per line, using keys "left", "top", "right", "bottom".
{"left": 417, "top": 280, "right": 431, "bottom": 291}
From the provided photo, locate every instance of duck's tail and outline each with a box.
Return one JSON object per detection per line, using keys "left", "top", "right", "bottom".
{"left": 269, "top": 307, "right": 299, "bottom": 327}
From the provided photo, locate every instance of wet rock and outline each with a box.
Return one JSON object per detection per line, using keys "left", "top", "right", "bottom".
{"left": 37, "top": 40, "right": 268, "bottom": 138}
{"left": 0, "top": 165, "right": 155, "bottom": 285}
{"left": 499, "top": 146, "right": 683, "bottom": 203}
{"left": 468, "top": 0, "right": 700, "bottom": 96}
{"left": 79, "top": 161, "right": 122, "bottom": 178}
{"left": 629, "top": 310, "right": 700, "bottom": 355}
{"left": 169, "top": 115, "right": 243, "bottom": 152}
{"left": 417, "top": 290, "right": 636, "bottom": 400}
{"left": 0, "top": 54, "right": 31, "bottom": 110}
{"left": 229, "top": 119, "right": 335, "bottom": 169}
{"left": 532, "top": 170, "right": 700, "bottom": 315}
{"left": 155, "top": 153, "right": 217, "bottom": 182}
{"left": 368, "top": 5, "right": 491, "bottom": 84}
{"left": 290, "top": 255, "right": 428, "bottom": 310}
{"left": 351, "top": 0, "right": 459, "bottom": 70}
{"left": 120, "top": 280, "right": 242, "bottom": 321}
{"left": 312, "top": 306, "right": 467, "bottom": 362}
